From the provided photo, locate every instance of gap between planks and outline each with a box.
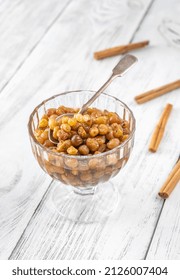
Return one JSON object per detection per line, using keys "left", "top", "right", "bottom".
{"left": 130, "top": 0, "right": 178, "bottom": 258}
{"left": 145, "top": 154, "right": 180, "bottom": 259}
{"left": 8, "top": 180, "right": 54, "bottom": 260}
{"left": 129, "top": 0, "right": 168, "bottom": 259}
{"left": 144, "top": 200, "right": 165, "bottom": 259}
{"left": 130, "top": 0, "right": 156, "bottom": 43}
{"left": 1, "top": 0, "right": 73, "bottom": 259}
{"left": 0, "top": 0, "right": 73, "bottom": 95}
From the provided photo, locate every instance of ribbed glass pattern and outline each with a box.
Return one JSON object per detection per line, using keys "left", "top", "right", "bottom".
{"left": 28, "top": 90, "right": 135, "bottom": 189}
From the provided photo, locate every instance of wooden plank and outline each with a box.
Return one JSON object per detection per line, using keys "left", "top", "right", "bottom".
{"left": 9, "top": 0, "right": 180, "bottom": 259}
{"left": 0, "top": 102, "right": 53, "bottom": 258}
{"left": 0, "top": 0, "right": 153, "bottom": 129}
{"left": 0, "top": 0, "right": 154, "bottom": 260}
{"left": 0, "top": 0, "right": 73, "bottom": 259}
{"left": 0, "top": 0, "right": 71, "bottom": 92}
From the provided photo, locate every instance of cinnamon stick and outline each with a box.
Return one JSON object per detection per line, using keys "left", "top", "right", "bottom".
{"left": 135, "top": 80, "right": 180, "bottom": 104}
{"left": 94, "top": 40, "right": 149, "bottom": 60}
{"left": 159, "top": 160, "right": 180, "bottom": 199}
{"left": 149, "top": 103, "right": 173, "bottom": 152}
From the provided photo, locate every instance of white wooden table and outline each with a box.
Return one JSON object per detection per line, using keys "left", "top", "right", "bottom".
{"left": 0, "top": 0, "right": 180, "bottom": 260}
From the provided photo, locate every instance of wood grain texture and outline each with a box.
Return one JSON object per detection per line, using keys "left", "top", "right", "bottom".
{"left": 132, "top": 0, "right": 180, "bottom": 260}
{"left": 0, "top": 0, "right": 154, "bottom": 260}
{"left": 0, "top": 104, "right": 52, "bottom": 259}
{"left": 0, "top": 0, "right": 153, "bottom": 130}
{"left": 0, "top": 0, "right": 73, "bottom": 259}
{"left": 1, "top": 0, "right": 180, "bottom": 260}
{"left": 7, "top": 0, "right": 180, "bottom": 260}
{"left": 0, "top": 0, "right": 71, "bottom": 92}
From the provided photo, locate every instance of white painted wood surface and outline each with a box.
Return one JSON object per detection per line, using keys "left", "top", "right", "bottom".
{"left": 0, "top": 0, "right": 71, "bottom": 92}
{"left": 0, "top": 0, "right": 180, "bottom": 260}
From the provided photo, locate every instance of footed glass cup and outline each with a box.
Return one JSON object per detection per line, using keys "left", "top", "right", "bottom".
{"left": 28, "top": 90, "right": 135, "bottom": 223}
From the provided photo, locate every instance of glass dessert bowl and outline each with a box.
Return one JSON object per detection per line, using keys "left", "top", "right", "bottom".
{"left": 28, "top": 90, "right": 135, "bottom": 223}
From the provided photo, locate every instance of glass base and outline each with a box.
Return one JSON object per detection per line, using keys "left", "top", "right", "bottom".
{"left": 51, "top": 181, "right": 119, "bottom": 223}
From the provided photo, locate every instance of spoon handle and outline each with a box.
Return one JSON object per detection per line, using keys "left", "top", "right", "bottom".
{"left": 78, "top": 54, "right": 137, "bottom": 114}
{"left": 78, "top": 74, "right": 115, "bottom": 114}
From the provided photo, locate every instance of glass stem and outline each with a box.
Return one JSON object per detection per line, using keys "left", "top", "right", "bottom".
{"left": 74, "top": 186, "right": 98, "bottom": 196}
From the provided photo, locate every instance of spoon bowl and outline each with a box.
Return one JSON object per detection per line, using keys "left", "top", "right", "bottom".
{"left": 49, "top": 113, "right": 74, "bottom": 144}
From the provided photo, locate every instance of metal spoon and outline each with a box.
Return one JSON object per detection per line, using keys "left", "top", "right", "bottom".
{"left": 49, "top": 54, "right": 138, "bottom": 144}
